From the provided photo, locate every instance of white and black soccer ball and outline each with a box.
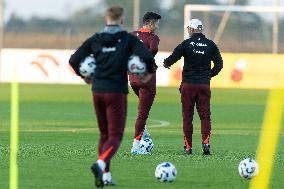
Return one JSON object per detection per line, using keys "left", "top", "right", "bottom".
{"left": 155, "top": 162, "right": 177, "bottom": 182}
{"left": 139, "top": 138, "right": 154, "bottom": 154}
{"left": 128, "top": 55, "right": 146, "bottom": 75}
{"left": 238, "top": 158, "right": 259, "bottom": 179}
{"left": 79, "top": 56, "right": 96, "bottom": 77}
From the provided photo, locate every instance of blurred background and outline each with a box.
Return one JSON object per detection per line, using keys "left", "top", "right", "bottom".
{"left": 3, "top": 0, "right": 284, "bottom": 53}
{"left": 1, "top": 2, "right": 284, "bottom": 189}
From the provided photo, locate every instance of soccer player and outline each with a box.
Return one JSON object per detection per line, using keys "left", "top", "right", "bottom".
{"left": 163, "top": 19, "right": 223, "bottom": 155}
{"left": 129, "top": 12, "right": 161, "bottom": 154}
{"left": 69, "top": 6, "right": 155, "bottom": 187}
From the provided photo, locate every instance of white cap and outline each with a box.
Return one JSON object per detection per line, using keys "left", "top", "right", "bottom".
{"left": 184, "top": 19, "right": 203, "bottom": 30}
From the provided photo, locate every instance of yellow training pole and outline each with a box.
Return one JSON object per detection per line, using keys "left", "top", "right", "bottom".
{"left": 9, "top": 69, "right": 19, "bottom": 189}
{"left": 249, "top": 89, "right": 284, "bottom": 189}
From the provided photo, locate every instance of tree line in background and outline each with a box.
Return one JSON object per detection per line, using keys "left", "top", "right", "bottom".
{"left": 6, "top": 0, "right": 226, "bottom": 33}
{"left": 4, "top": 0, "right": 284, "bottom": 53}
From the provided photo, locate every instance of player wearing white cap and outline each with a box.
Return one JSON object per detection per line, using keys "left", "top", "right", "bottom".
{"left": 164, "top": 19, "right": 223, "bottom": 155}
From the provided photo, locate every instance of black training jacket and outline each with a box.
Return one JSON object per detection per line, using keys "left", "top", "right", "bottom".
{"left": 69, "top": 26, "right": 155, "bottom": 94}
{"left": 164, "top": 33, "right": 223, "bottom": 84}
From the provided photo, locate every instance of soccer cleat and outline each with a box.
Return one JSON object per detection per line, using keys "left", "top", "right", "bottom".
{"left": 103, "top": 172, "right": 115, "bottom": 186}
{"left": 141, "top": 126, "right": 151, "bottom": 140}
{"left": 130, "top": 146, "right": 142, "bottom": 155}
{"left": 103, "top": 180, "right": 116, "bottom": 186}
{"left": 202, "top": 144, "right": 211, "bottom": 155}
{"left": 130, "top": 145, "right": 141, "bottom": 154}
{"left": 184, "top": 146, "right": 192, "bottom": 155}
{"left": 91, "top": 163, "right": 104, "bottom": 188}
{"left": 131, "top": 139, "right": 141, "bottom": 155}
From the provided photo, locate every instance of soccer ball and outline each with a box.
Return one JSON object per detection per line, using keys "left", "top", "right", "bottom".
{"left": 79, "top": 56, "right": 96, "bottom": 77}
{"left": 238, "top": 158, "right": 259, "bottom": 179}
{"left": 128, "top": 55, "right": 146, "bottom": 75}
{"left": 155, "top": 162, "right": 177, "bottom": 182}
{"left": 139, "top": 138, "right": 154, "bottom": 154}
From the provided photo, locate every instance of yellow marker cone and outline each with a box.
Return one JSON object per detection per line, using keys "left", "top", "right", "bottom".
{"left": 249, "top": 89, "right": 284, "bottom": 189}
{"left": 9, "top": 68, "right": 19, "bottom": 189}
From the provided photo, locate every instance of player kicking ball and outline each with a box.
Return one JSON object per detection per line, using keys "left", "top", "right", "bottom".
{"left": 129, "top": 12, "right": 162, "bottom": 155}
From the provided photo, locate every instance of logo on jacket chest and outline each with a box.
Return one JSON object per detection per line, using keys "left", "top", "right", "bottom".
{"left": 190, "top": 41, "right": 207, "bottom": 55}
{"left": 190, "top": 41, "right": 207, "bottom": 47}
{"left": 102, "top": 47, "right": 116, "bottom": 53}
{"left": 193, "top": 49, "right": 205, "bottom": 54}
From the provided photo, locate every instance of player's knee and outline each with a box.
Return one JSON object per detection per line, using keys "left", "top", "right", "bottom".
{"left": 198, "top": 110, "right": 211, "bottom": 119}
{"left": 110, "top": 132, "right": 123, "bottom": 141}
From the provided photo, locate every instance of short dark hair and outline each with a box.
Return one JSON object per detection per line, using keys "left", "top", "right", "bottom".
{"left": 107, "top": 6, "right": 124, "bottom": 21}
{"left": 143, "top": 12, "right": 162, "bottom": 25}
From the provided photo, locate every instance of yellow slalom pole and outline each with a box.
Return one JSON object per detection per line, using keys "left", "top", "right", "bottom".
{"left": 9, "top": 69, "right": 19, "bottom": 189}
{"left": 249, "top": 89, "right": 284, "bottom": 189}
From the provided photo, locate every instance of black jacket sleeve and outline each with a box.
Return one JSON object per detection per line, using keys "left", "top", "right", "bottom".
{"left": 129, "top": 35, "right": 155, "bottom": 73}
{"left": 211, "top": 43, "right": 223, "bottom": 77}
{"left": 69, "top": 37, "right": 93, "bottom": 76}
{"left": 164, "top": 43, "right": 183, "bottom": 68}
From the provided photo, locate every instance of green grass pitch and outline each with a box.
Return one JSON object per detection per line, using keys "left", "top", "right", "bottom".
{"left": 0, "top": 84, "right": 283, "bottom": 189}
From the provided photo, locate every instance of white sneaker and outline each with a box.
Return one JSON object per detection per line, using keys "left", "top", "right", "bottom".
{"left": 130, "top": 139, "right": 141, "bottom": 154}
{"left": 130, "top": 146, "right": 142, "bottom": 154}
{"left": 103, "top": 172, "right": 116, "bottom": 186}
{"left": 141, "top": 126, "right": 151, "bottom": 140}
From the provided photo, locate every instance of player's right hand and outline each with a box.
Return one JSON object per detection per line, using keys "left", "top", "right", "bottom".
{"left": 137, "top": 73, "right": 153, "bottom": 83}
{"left": 163, "top": 62, "right": 170, "bottom": 69}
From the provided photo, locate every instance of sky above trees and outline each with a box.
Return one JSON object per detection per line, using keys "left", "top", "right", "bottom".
{"left": 5, "top": 0, "right": 284, "bottom": 22}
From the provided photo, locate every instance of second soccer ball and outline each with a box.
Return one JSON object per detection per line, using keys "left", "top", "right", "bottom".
{"left": 155, "top": 162, "right": 177, "bottom": 182}
{"left": 79, "top": 56, "right": 96, "bottom": 78}
{"left": 139, "top": 138, "right": 154, "bottom": 154}
{"left": 238, "top": 158, "right": 259, "bottom": 179}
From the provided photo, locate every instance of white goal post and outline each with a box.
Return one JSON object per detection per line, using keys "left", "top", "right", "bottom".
{"left": 184, "top": 4, "right": 284, "bottom": 53}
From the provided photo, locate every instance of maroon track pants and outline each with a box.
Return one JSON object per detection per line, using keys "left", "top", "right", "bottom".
{"left": 92, "top": 92, "right": 127, "bottom": 172}
{"left": 180, "top": 83, "right": 211, "bottom": 149}
{"left": 130, "top": 81, "right": 156, "bottom": 140}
